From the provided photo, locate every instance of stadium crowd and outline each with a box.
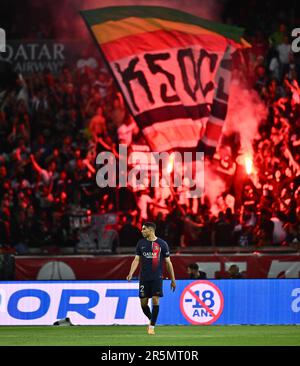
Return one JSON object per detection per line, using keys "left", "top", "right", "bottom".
{"left": 1, "top": 1, "right": 300, "bottom": 253}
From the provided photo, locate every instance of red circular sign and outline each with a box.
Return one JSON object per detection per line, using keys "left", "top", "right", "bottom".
{"left": 180, "top": 280, "right": 224, "bottom": 325}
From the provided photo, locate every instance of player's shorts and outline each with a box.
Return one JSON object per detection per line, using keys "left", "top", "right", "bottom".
{"left": 139, "top": 279, "right": 163, "bottom": 298}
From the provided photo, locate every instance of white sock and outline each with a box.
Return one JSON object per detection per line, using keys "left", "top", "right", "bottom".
{"left": 149, "top": 325, "right": 155, "bottom": 330}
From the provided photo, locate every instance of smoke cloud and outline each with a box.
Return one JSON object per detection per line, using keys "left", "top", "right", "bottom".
{"left": 203, "top": 161, "right": 227, "bottom": 215}
{"left": 223, "top": 78, "right": 267, "bottom": 157}
{"left": 203, "top": 76, "right": 267, "bottom": 214}
{"left": 27, "top": 0, "right": 263, "bottom": 216}
{"left": 80, "top": 0, "right": 223, "bottom": 21}
{"left": 27, "top": 0, "right": 224, "bottom": 40}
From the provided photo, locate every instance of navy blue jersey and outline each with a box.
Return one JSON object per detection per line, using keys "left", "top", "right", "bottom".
{"left": 136, "top": 237, "right": 170, "bottom": 281}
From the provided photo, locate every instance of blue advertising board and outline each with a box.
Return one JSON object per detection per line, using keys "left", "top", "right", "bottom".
{"left": 159, "top": 279, "right": 300, "bottom": 325}
{"left": 0, "top": 280, "right": 299, "bottom": 325}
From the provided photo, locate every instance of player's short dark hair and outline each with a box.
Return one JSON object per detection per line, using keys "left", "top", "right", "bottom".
{"left": 187, "top": 263, "right": 199, "bottom": 271}
{"left": 143, "top": 222, "right": 156, "bottom": 231}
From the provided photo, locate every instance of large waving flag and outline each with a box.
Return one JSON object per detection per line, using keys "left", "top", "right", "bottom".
{"left": 81, "top": 6, "right": 248, "bottom": 155}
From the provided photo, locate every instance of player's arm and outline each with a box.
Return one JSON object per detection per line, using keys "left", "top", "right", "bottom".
{"left": 165, "top": 257, "right": 176, "bottom": 292}
{"left": 126, "top": 255, "right": 140, "bottom": 281}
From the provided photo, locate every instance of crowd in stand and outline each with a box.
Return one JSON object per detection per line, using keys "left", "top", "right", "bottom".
{"left": 1, "top": 2, "right": 300, "bottom": 253}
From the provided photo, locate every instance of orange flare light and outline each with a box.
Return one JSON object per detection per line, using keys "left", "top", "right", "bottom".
{"left": 166, "top": 153, "right": 175, "bottom": 174}
{"left": 245, "top": 156, "right": 253, "bottom": 175}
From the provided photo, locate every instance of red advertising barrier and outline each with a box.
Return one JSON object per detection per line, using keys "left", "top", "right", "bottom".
{"left": 15, "top": 254, "right": 300, "bottom": 280}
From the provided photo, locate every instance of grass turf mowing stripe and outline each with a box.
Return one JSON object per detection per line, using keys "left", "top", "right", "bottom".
{"left": 0, "top": 326, "right": 299, "bottom": 346}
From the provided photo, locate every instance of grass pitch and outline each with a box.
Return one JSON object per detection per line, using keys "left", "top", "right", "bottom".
{"left": 0, "top": 325, "right": 299, "bottom": 346}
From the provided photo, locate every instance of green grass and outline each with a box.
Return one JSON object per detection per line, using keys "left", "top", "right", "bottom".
{"left": 0, "top": 325, "right": 299, "bottom": 346}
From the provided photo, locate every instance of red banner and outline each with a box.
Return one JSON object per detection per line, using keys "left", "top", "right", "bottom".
{"left": 15, "top": 254, "right": 300, "bottom": 280}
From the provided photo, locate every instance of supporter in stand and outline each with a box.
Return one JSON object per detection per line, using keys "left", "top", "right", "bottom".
{"left": 119, "top": 214, "right": 142, "bottom": 247}
{"left": 186, "top": 263, "right": 207, "bottom": 279}
{"left": 226, "top": 264, "right": 245, "bottom": 279}
{"left": 2, "top": 1, "right": 300, "bottom": 253}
